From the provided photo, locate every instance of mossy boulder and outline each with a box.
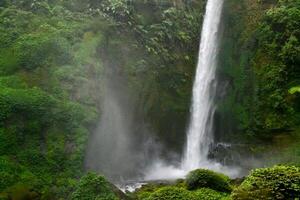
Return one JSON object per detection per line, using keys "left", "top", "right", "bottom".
{"left": 70, "top": 173, "right": 119, "bottom": 200}
{"left": 193, "top": 188, "right": 230, "bottom": 200}
{"left": 185, "top": 169, "right": 232, "bottom": 193}
{"left": 134, "top": 182, "right": 169, "bottom": 200}
{"left": 137, "top": 186, "right": 229, "bottom": 200}
{"left": 145, "top": 187, "right": 193, "bottom": 200}
{"left": 231, "top": 165, "right": 300, "bottom": 200}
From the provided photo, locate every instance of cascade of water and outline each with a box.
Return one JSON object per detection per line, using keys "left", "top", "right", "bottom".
{"left": 182, "top": 0, "right": 224, "bottom": 171}
{"left": 128, "top": 0, "right": 240, "bottom": 183}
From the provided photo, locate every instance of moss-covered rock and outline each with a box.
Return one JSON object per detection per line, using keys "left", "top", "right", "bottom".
{"left": 193, "top": 188, "right": 230, "bottom": 200}
{"left": 185, "top": 169, "right": 232, "bottom": 193}
{"left": 231, "top": 165, "right": 300, "bottom": 200}
{"left": 137, "top": 186, "right": 230, "bottom": 200}
{"left": 70, "top": 173, "right": 119, "bottom": 200}
{"left": 145, "top": 186, "right": 193, "bottom": 200}
{"left": 134, "top": 182, "right": 169, "bottom": 200}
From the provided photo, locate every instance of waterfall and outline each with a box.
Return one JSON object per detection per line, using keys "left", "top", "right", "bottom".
{"left": 182, "top": 0, "right": 224, "bottom": 171}
{"left": 137, "top": 0, "right": 239, "bottom": 182}
{"left": 145, "top": 0, "right": 240, "bottom": 181}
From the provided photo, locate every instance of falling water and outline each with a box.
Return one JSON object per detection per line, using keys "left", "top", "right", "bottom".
{"left": 144, "top": 0, "right": 240, "bottom": 181}
{"left": 89, "top": 0, "right": 238, "bottom": 186}
{"left": 182, "top": 0, "right": 224, "bottom": 171}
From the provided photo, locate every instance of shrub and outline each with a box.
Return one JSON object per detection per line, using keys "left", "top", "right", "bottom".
{"left": 146, "top": 187, "right": 194, "bottom": 200}
{"left": 231, "top": 165, "right": 300, "bottom": 200}
{"left": 0, "top": 156, "right": 20, "bottom": 191}
{"left": 185, "top": 169, "right": 232, "bottom": 193}
{"left": 0, "top": 184, "right": 40, "bottom": 200}
{"left": 0, "top": 87, "right": 55, "bottom": 122}
{"left": 0, "top": 0, "right": 8, "bottom": 7}
{"left": 70, "top": 173, "right": 118, "bottom": 200}
{"left": 0, "top": 76, "right": 27, "bottom": 89}
{"left": 0, "top": 156, "right": 42, "bottom": 192}
{"left": 13, "top": 33, "right": 72, "bottom": 70}
{"left": 144, "top": 186, "right": 229, "bottom": 200}
{"left": 193, "top": 188, "right": 230, "bottom": 200}
{"left": 134, "top": 183, "right": 168, "bottom": 200}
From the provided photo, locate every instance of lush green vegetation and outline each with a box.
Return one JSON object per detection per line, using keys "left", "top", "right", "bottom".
{"left": 135, "top": 165, "right": 300, "bottom": 200}
{"left": 231, "top": 165, "right": 300, "bottom": 199}
{"left": 0, "top": 0, "right": 204, "bottom": 198}
{"left": 218, "top": 0, "right": 300, "bottom": 137}
{"left": 213, "top": 0, "right": 300, "bottom": 167}
{"left": 70, "top": 173, "right": 118, "bottom": 200}
{"left": 185, "top": 169, "right": 231, "bottom": 192}
{"left": 0, "top": 0, "right": 299, "bottom": 199}
{"left": 141, "top": 187, "right": 230, "bottom": 200}
{"left": 135, "top": 183, "right": 230, "bottom": 200}
{"left": 253, "top": 0, "right": 300, "bottom": 132}
{"left": 0, "top": 0, "right": 103, "bottom": 198}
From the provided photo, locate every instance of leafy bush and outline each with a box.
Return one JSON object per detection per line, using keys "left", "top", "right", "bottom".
{"left": 0, "top": 87, "right": 55, "bottom": 122}
{"left": 13, "top": 33, "right": 72, "bottom": 70}
{"left": 101, "top": 0, "right": 133, "bottom": 23}
{"left": 0, "top": 76, "right": 27, "bottom": 89}
{"left": 186, "top": 169, "right": 231, "bottom": 192}
{"left": 143, "top": 186, "right": 229, "bottom": 200}
{"left": 0, "top": 184, "right": 40, "bottom": 200}
{"left": 250, "top": 0, "right": 300, "bottom": 131}
{"left": 231, "top": 165, "right": 300, "bottom": 200}
{"left": 0, "top": 156, "right": 41, "bottom": 193}
{"left": 134, "top": 183, "right": 168, "bottom": 200}
{"left": 70, "top": 173, "right": 118, "bottom": 200}
{"left": 0, "top": 0, "right": 8, "bottom": 7}
{"left": 0, "top": 156, "right": 22, "bottom": 191}
{"left": 185, "top": 169, "right": 232, "bottom": 193}
{"left": 146, "top": 186, "right": 194, "bottom": 200}
{"left": 0, "top": 1, "right": 99, "bottom": 199}
{"left": 289, "top": 86, "right": 300, "bottom": 94}
{"left": 193, "top": 188, "right": 230, "bottom": 200}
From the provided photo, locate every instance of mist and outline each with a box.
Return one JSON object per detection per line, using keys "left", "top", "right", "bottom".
{"left": 84, "top": 44, "right": 168, "bottom": 182}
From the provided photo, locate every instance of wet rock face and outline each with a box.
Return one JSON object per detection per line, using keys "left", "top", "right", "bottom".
{"left": 207, "top": 142, "right": 264, "bottom": 176}
{"left": 109, "top": 182, "right": 133, "bottom": 200}
{"left": 208, "top": 143, "right": 232, "bottom": 163}
{"left": 208, "top": 143, "right": 247, "bottom": 167}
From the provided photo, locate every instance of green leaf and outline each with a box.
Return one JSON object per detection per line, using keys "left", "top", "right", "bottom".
{"left": 288, "top": 86, "right": 300, "bottom": 94}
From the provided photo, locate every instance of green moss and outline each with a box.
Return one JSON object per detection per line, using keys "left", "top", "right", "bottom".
{"left": 0, "top": 156, "right": 42, "bottom": 193}
{"left": 185, "top": 169, "right": 232, "bottom": 193}
{"left": 219, "top": 0, "right": 300, "bottom": 138}
{"left": 145, "top": 186, "right": 193, "bottom": 200}
{"left": 70, "top": 173, "right": 118, "bottom": 200}
{"left": 231, "top": 165, "right": 300, "bottom": 199}
{"left": 135, "top": 183, "right": 170, "bottom": 200}
{"left": 193, "top": 188, "right": 230, "bottom": 200}
{"left": 0, "top": 184, "right": 40, "bottom": 200}
{"left": 137, "top": 186, "right": 230, "bottom": 200}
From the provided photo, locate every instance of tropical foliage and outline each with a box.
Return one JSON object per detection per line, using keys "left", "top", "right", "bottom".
{"left": 0, "top": 0, "right": 299, "bottom": 199}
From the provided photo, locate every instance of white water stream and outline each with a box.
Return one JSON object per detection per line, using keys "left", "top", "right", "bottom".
{"left": 144, "top": 0, "right": 240, "bottom": 182}
{"left": 182, "top": 0, "right": 224, "bottom": 171}
{"left": 106, "top": 0, "right": 240, "bottom": 191}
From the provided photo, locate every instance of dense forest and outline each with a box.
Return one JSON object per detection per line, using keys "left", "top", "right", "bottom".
{"left": 0, "top": 0, "right": 299, "bottom": 199}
